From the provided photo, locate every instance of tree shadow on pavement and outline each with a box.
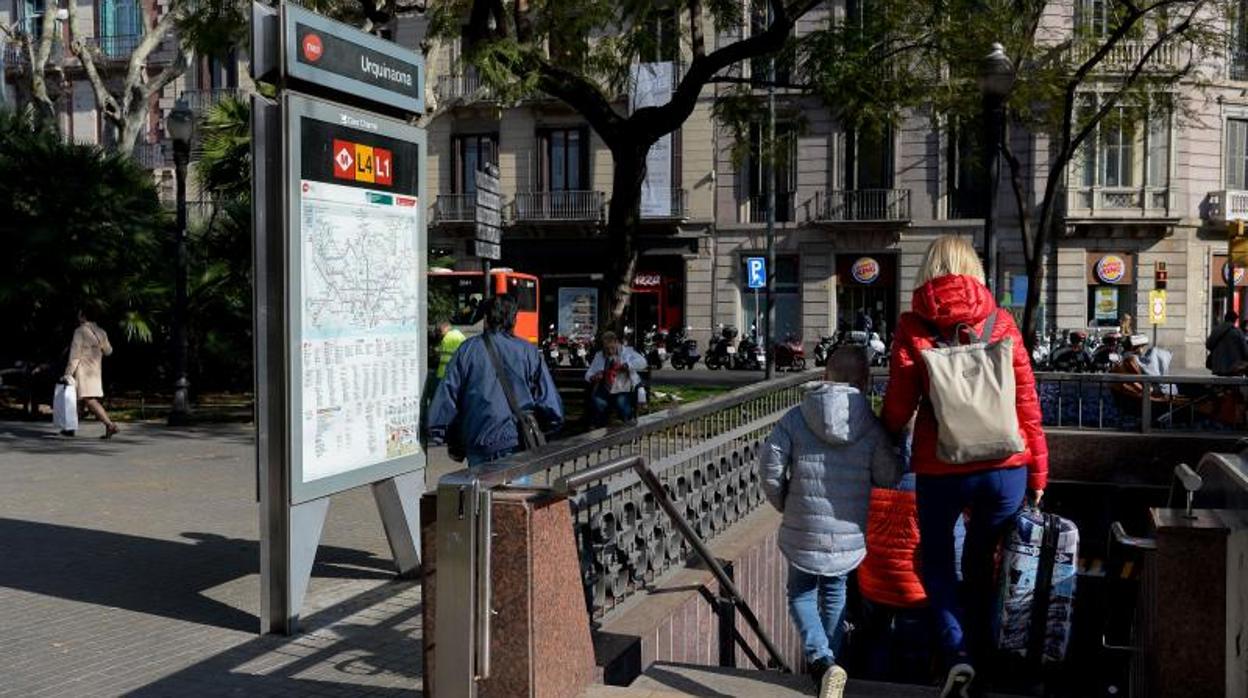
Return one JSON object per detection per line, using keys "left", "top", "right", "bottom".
{"left": 0, "top": 519, "right": 394, "bottom": 633}
{"left": 128, "top": 580, "right": 423, "bottom": 697}
{"left": 0, "top": 421, "right": 254, "bottom": 455}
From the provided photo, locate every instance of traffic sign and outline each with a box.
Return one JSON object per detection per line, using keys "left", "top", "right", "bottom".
{"left": 475, "top": 224, "right": 500, "bottom": 244}
{"left": 474, "top": 240, "right": 501, "bottom": 260}
{"left": 1149, "top": 289, "right": 1167, "bottom": 325}
{"left": 746, "top": 257, "right": 767, "bottom": 289}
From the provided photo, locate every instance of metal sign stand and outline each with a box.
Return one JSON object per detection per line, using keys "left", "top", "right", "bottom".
{"left": 252, "top": 1, "right": 428, "bottom": 635}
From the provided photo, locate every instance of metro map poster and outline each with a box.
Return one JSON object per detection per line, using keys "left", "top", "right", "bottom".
{"left": 297, "top": 114, "right": 422, "bottom": 484}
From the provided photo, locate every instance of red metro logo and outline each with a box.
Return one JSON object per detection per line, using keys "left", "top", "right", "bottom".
{"left": 332, "top": 139, "right": 393, "bottom": 186}
{"left": 302, "top": 33, "right": 324, "bottom": 63}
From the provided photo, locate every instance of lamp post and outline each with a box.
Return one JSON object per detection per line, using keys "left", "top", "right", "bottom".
{"left": 167, "top": 99, "right": 194, "bottom": 426}
{"left": 979, "top": 42, "right": 1014, "bottom": 298}
{"left": 764, "top": 2, "right": 776, "bottom": 380}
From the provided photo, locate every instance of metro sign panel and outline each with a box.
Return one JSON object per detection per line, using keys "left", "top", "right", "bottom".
{"left": 332, "top": 138, "right": 393, "bottom": 186}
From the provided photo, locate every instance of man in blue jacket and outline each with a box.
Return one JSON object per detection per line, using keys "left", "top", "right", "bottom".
{"left": 426, "top": 295, "right": 563, "bottom": 466}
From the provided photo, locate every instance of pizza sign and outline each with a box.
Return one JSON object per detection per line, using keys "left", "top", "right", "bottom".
{"left": 332, "top": 138, "right": 393, "bottom": 186}
{"left": 852, "top": 257, "right": 881, "bottom": 284}
{"left": 1095, "top": 255, "right": 1127, "bottom": 284}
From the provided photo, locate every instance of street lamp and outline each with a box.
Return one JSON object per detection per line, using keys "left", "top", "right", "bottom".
{"left": 979, "top": 42, "right": 1014, "bottom": 297}
{"left": 167, "top": 98, "right": 194, "bottom": 426}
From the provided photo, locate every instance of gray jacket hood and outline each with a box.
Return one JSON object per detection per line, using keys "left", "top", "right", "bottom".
{"left": 799, "top": 383, "right": 872, "bottom": 446}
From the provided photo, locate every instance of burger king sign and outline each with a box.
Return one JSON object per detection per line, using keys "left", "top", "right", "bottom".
{"left": 1095, "top": 255, "right": 1127, "bottom": 285}
{"left": 852, "top": 257, "right": 881, "bottom": 284}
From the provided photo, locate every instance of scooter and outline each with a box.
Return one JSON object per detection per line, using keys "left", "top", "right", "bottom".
{"left": 669, "top": 326, "right": 701, "bottom": 369}
{"left": 1092, "top": 330, "right": 1125, "bottom": 372}
{"left": 540, "top": 323, "right": 562, "bottom": 369}
{"left": 734, "top": 326, "right": 767, "bottom": 371}
{"left": 568, "top": 324, "right": 592, "bottom": 369}
{"left": 867, "top": 332, "right": 889, "bottom": 367}
{"left": 705, "top": 324, "right": 738, "bottom": 370}
{"left": 813, "top": 334, "right": 836, "bottom": 368}
{"left": 773, "top": 333, "right": 807, "bottom": 372}
{"left": 644, "top": 325, "right": 668, "bottom": 370}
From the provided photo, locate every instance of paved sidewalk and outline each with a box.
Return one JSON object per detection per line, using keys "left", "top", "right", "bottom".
{"left": 0, "top": 421, "right": 426, "bottom": 697}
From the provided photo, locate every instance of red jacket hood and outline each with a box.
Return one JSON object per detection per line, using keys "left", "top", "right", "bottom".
{"left": 911, "top": 275, "right": 995, "bottom": 331}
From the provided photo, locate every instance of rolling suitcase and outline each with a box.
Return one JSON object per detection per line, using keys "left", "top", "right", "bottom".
{"left": 994, "top": 508, "right": 1079, "bottom": 664}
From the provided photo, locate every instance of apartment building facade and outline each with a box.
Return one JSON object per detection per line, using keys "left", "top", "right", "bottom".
{"left": 415, "top": 1, "right": 1248, "bottom": 369}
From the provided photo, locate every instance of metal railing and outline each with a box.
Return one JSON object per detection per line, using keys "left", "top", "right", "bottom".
{"left": 813, "top": 189, "right": 911, "bottom": 222}
{"left": 1067, "top": 186, "right": 1171, "bottom": 217}
{"left": 132, "top": 141, "right": 173, "bottom": 169}
{"left": 1033, "top": 372, "right": 1248, "bottom": 433}
{"left": 639, "top": 188, "right": 688, "bottom": 219}
{"left": 434, "top": 194, "right": 478, "bottom": 223}
{"left": 746, "top": 192, "right": 795, "bottom": 223}
{"left": 1232, "top": 51, "right": 1248, "bottom": 81}
{"left": 1070, "top": 40, "right": 1184, "bottom": 73}
{"left": 436, "top": 70, "right": 496, "bottom": 103}
{"left": 512, "top": 190, "right": 605, "bottom": 222}
{"left": 181, "top": 87, "right": 242, "bottom": 113}
{"left": 1206, "top": 189, "right": 1248, "bottom": 222}
{"left": 434, "top": 371, "right": 815, "bottom": 695}
{"left": 82, "top": 34, "right": 143, "bottom": 58}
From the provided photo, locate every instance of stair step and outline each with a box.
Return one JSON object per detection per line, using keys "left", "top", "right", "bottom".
{"left": 611, "top": 662, "right": 1029, "bottom": 697}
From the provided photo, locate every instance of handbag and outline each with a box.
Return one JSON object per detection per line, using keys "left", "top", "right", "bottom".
{"left": 53, "top": 383, "right": 78, "bottom": 432}
{"left": 482, "top": 332, "right": 547, "bottom": 453}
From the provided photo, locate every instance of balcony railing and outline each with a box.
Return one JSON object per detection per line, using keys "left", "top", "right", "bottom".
{"left": 745, "top": 193, "right": 795, "bottom": 223}
{"left": 639, "top": 188, "right": 688, "bottom": 220}
{"left": 181, "top": 88, "right": 242, "bottom": 113}
{"left": 83, "top": 34, "right": 143, "bottom": 59}
{"left": 1067, "top": 186, "right": 1171, "bottom": 218}
{"left": 433, "top": 194, "right": 478, "bottom": 224}
{"left": 513, "top": 191, "right": 605, "bottom": 222}
{"left": 132, "top": 141, "right": 173, "bottom": 169}
{"left": 3, "top": 37, "right": 65, "bottom": 66}
{"left": 814, "top": 189, "right": 911, "bottom": 222}
{"left": 435, "top": 70, "right": 495, "bottom": 103}
{"left": 1069, "top": 40, "right": 1184, "bottom": 73}
{"left": 1207, "top": 190, "right": 1248, "bottom": 222}
{"left": 1232, "top": 51, "right": 1248, "bottom": 81}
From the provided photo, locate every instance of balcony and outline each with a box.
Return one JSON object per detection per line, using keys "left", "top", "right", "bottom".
{"left": 1232, "top": 51, "right": 1248, "bottom": 82}
{"left": 433, "top": 194, "right": 478, "bottom": 224}
{"left": 1207, "top": 190, "right": 1248, "bottom": 222}
{"left": 813, "top": 189, "right": 911, "bottom": 223}
{"left": 82, "top": 35, "right": 143, "bottom": 60}
{"left": 1069, "top": 40, "right": 1185, "bottom": 74}
{"left": 639, "top": 188, "right": 688, "bottom": 220}
{"left": 1066, "top": 186, "right": 1173, "bottom": 219}
{"left": 435, "top": 70, "right": 495, "bottom": 103}
{"left": 513, "top": 191, "right": 605, "bottom": 223}
{"left": 745, "top": 193, "right": 796, "bottom": 224}
{"left": 132, "top": 141, "right": 173, "bottom": 170}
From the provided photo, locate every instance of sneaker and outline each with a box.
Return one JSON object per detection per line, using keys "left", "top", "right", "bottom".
{"left": 820, "top": 664, "right": 848, "bottom": 698}
{"left": 940, "top": 662, "right": 976, "bottom": 698}
{"left": 807, "top": 657, "right": 832, "bottom": 690}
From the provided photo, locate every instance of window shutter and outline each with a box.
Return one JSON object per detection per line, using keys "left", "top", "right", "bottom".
{"left": 1227, "top": 119, "right": 1248, "bottom": 190}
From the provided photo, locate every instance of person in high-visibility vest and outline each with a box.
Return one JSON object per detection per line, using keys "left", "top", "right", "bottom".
{"left": 436, "top": 321, "right": 467, "bottom": 380}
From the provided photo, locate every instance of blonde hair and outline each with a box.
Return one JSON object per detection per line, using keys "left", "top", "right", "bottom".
{"left": 914, "top": 235, "right": 986, "bottom": 287}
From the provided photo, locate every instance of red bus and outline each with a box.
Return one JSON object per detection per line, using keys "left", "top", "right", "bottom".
{"left": 428, "top": 268, "right": 541, "bottom": 343}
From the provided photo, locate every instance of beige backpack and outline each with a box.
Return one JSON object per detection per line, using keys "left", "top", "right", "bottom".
{"left": 920, "top": 310, "right": 1025, "bottom": 464}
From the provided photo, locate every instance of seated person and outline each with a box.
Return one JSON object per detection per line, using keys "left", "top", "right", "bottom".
{"left": 585, "top": 331, "right": 647, "bottom": 427}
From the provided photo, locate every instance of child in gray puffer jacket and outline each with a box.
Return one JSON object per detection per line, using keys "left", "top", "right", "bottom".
{"left": 760, "top": 346, "right": 902, "bottom": 698}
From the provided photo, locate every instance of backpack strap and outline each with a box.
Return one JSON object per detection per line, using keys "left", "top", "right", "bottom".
{"left": 975, "top": 308, "right": 999, "bottom": 344}
{"left": 926, "top": 306, "right": 999, "bottom": 347}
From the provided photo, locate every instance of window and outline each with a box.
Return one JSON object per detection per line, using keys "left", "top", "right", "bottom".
{"left": 1074, "top": 96, "right": 1169, "bottom": 192}
{"left": 538, "top": 128, "right": 589, "bottom": 192}
{"left": 507, "top": 276, "right": 538, "bottom": 311}
{"left": 98, "top": 0, "right": 143, "bottom": 56}
{"left": 741, "top": 255, "right": 801, "bottom": 339}
{"left": 640, "top": 8, "right": 679, "bottom": 63}
{"left": 847, "top": 125, "right": 893, "bottom": 190}
{"left": 1101, "top": 114, "right": 1134, "bottom": 188}
{"left": 451, "top": 133, "right": 498, "bottom": 194}
{"left": 744, "top": 122, "right": 796, "bottom": 222}
{"left": 749, "top": 1, "right": 793, "bottom": 85}
{"left": 947, "top": 117, "right": 986, "bottom": 219}
{"left": 1227, "top": 118, "right": 1248, "bottom": 190}
{"left": 429, "top": 275, "right": 485, "bottom": 326}
{"left": 1234, "top": 0, "right": 1248, "bottom": 80}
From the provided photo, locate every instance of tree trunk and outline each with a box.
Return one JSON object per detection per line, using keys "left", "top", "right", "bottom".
{"left": 605, "top": 144, "right": 647, "bottom": 333}
{"left": 115, "top": 102, "right": 148, "bottom": 155}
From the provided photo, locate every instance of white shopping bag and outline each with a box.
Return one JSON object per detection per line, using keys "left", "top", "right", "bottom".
{"left": 53, "top": 383, "right": 78, "bottom": 432}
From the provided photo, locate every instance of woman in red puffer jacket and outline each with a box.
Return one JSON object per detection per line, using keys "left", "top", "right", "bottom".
{"left": 880, "top": 236, "right": 1047, "bottom": 698}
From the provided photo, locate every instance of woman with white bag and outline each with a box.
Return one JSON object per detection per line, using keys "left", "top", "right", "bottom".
{"left": 62, "top": 309, "right": 119, "bottom": 439}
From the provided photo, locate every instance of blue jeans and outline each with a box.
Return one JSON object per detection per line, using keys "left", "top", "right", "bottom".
{"left": 786, "top": 565, "right": 848, "bottom": 665}
{"left": 916, "top": 466, "right": 1026, "bottom": 667}
{"left": 590, "top": 388, "right": 634, "bottom": 427}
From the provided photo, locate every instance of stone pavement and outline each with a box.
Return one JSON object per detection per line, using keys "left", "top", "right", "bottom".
{"left": 0, "top": 420, "right": 430, "bottom": 697}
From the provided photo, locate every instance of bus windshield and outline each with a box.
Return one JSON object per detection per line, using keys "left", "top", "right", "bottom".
{"left": 429, "top": 275, "right": 485, "bottom": 325}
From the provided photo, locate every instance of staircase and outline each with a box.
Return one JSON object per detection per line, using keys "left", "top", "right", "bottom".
{"left": 584, "top": 662, "right": 1029, "bottom": 697}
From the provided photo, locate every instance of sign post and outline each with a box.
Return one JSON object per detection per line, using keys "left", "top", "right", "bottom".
{"left": 252, "top": 1, "right": 427, "bottom": 635}
{"left": 1151, "top": 262, "right": 1167, "bottom": 348}
{"left": 746, "top": 257, "right": 766, "bottom": 343}
{"left": 474, "top": 164, "right": 502, "bottom": 298}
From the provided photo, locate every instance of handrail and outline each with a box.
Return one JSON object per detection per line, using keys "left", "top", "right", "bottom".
{"left": 554, "top": 456, "right": 793, "bottom": 674}
{"left": 1033, "top": 372, "right": 1248, "bottom": 387}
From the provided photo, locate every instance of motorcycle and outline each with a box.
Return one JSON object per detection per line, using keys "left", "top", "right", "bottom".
{"left": 568, "top": 324, "right": 592, "bottom": 368}
{"left": 669, "top": 326, "right": 701, "bottom": 370}
{"left": 773, "top": 333, "right": 807, "bottom": 372}
{"left": 813, "top": 334, "right": 836, "bottom": 368}
{"left": 867, "top": 332, "right": 888, "bottom": 367}
{"left": 643, "top": 325, "right": 669, "bottom": 370}
{"left": 734, "top": 326, "right": 767, "bottom": 371}
{"left": 1050, "top": 330, "right": 1093, "bottom": 373}
{"left": 540, "top": 323, "right": 562, "bottom": 369}
{"left": 705, "top": 324, "right": 738, "bottom": 370}
{"left": 1031, "top": 331, "right": 1055, "bottom": 370}
{"left": 1092, "top": 329, "right": 1125, "bottom": 372}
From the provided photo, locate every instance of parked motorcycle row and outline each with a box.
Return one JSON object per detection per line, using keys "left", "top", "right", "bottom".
{"left": 1031, "top": 328, "right": 1149, "bottom": 373}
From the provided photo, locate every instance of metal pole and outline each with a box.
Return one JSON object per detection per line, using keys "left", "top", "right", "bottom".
{"left": 169, "top": 143, "right": 192, "bottom": 425}
{"left": 764, "top": 6, "right": 776, "bottom": 380}
{"left": 983, "top": 94, "right": 1003, "bottom": 298}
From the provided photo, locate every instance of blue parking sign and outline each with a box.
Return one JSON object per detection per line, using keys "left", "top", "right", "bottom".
{"left": 746, "top": 257, "right": 767, "bottom": 289}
